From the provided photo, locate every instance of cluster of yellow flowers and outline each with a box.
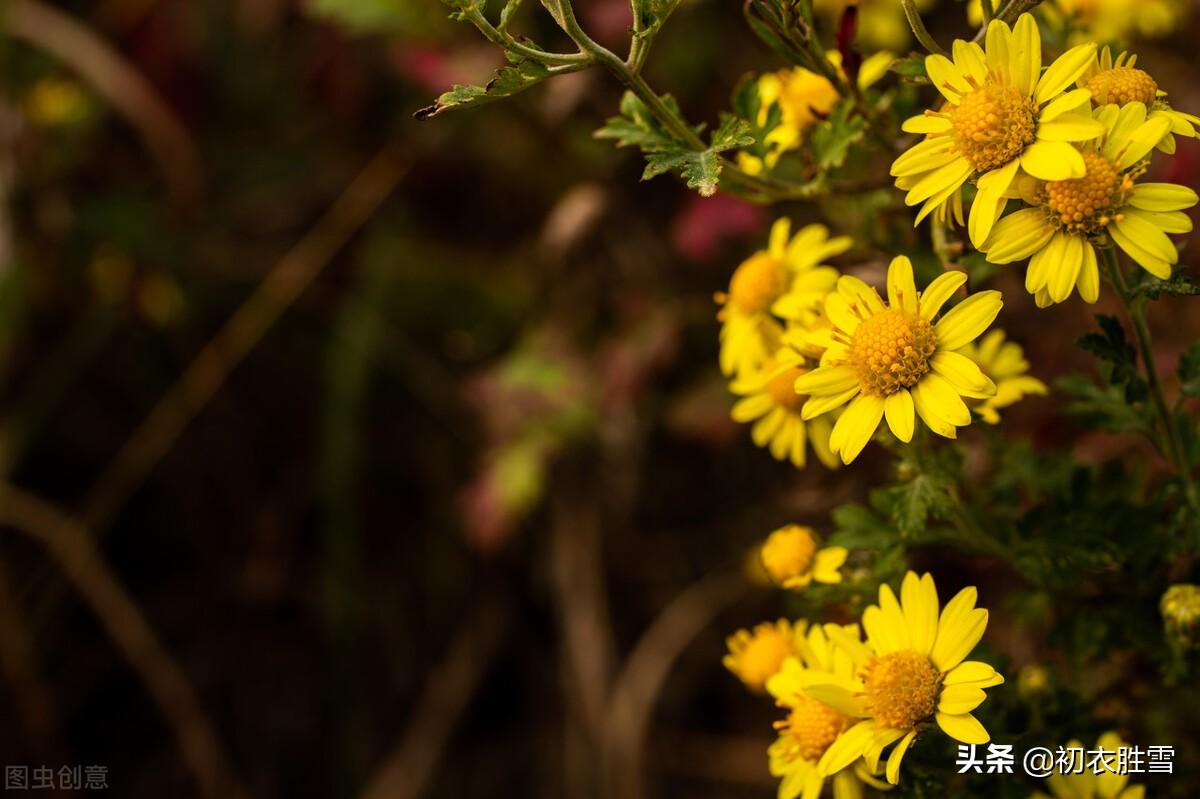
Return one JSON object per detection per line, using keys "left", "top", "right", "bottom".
{"left": 726, "top": 562, "right": 1003, "bottom": 796}
{"left": 895, "top": 17, "right": 1199, "bottom": 306}
{"left": 719, "top": 232, "right": 1046, "bottom": 465}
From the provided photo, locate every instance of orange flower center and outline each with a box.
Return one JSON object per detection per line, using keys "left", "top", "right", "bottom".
{"left": 951, "top": 84, "right": 1036, "bottom": 172}
{"left": 1043, "top": 150, "right": 1126, "bottom": 234}
{"left": 729, "top": 252, "right": 784, "bottom": 314}
{"left": 1087, "top": 67, "right": 1158, "bottom": 107}
{"left": 848, "top": 309, "right": 937, "bottom": 397}
{"left": 766, "top": 365, "right": 809, "bottom": 410}
{"left": 775, "top": 695, "right": 853, "bottom": 762}
{"left": 761, "top": 525, "right": 818, "bottom": 583}
{"left": 862, "top": 650, "right": 943, "bottom": 729}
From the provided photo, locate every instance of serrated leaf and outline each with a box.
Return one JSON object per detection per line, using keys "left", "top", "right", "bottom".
{"left": 596, "top": 92, "right": 747, "bottom": 196}
{"left": 808, "top": 99, "right": 866, "bottom": 171}
{"left": 631, "top": 0, "right": 681, "bottom": 35}
{"left": 415, "top": 59, "right": 551, "bottom": 120}
{"left": 1076, "top": 314, "right": 1147, "bottom": 402}
{"left": 731, "top": 74, "right": 783, "bottom": 161}
{"left": 1129, "top": 265, "right": 1200, "bottom": 300}
{"left": 1179, "top": 343, "right": 1200, "bottom": 396}
{"left": 1056, "top": 374, "right": 1153, "bottom": 434}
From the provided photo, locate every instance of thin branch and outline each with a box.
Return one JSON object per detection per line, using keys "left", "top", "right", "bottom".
{"left": 81, "top": 141, "right": 412, "bottom": 533}
{"left": 0, "top": 483, "right": 247, "bottom": 799}
{"left": 602, "top": 572, "right": 748, "bottom": 799}
{"left": 358, "top": 598, "right": 510, "bottom": 799}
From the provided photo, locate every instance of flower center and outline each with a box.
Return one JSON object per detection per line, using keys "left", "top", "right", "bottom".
{"left": 766, "top": 365, "right": 808, "bottom": 410}
{"left": 1043, "top": 150, "right": 1125, "bottom": 234}
{"left": 1087, "top": 67, "right": 1158, "bottom": 107}
{"left": 738, "top": 628, "right": 792, "bottom": 687}
{"left": 951, "top": 84, "right": 1037, "bottom": 172}
{"left": 775, "top": 695, "right": 853, "bottom": 762}
{"left": 729, "top": 252, "right": 784, "bottom": 314}
{"left": 761, "top": 525, "right": 817, "bottom": 583}
{"left": 847, "top": 309, "right": 937, "bottom": 397}
{"left": 861, "top": 650, "right": 943, "bottom": 730}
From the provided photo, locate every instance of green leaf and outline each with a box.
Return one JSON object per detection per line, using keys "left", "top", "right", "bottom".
{"left": 596, "top": 93, "right": 749, "bottom": 196}
{"left": 1056, "top": 374, "right": 1153, "bottom": 434}
{"left": 415, "top": 59, "right": 551, "bottom": 120}
{"left": 1179, "top": 343, "right": 1200, "bottom": 397}
{"left": 1076, "top": 314, "right": 1147, "bottom": 403}
{"left": 631, "top": 0, "right": 682, "bottom": 36}
{"left": 891, "top": 55, "right": 929, "bottom": 81}
{"left": 808, "top": 99, "right": 867, "bottom": 171}
{"left": 732, "top": 74, "right": 783, "bottom": 161}
{"left": 1129, "top": 265, "right": 1200, "bottom": 300}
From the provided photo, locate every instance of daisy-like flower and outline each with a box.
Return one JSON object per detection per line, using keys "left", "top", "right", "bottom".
{"left": 1079, "top": 47, "right": 1200, "bottom": 154}
{"left": 808, "top": 572, "right": 1005, "bottom": 785}
{"left": 760, "top": 525, "right": 848, "bottom": 590}
{"left": 891, "top": 14, "right": 1102, "bottom": 247}
{"left": 738, "top": 53, "right": 895, "bottom": 175}
{"left": 717, "top": 219, "right": 851, "bottom": 377}
{"left": 724, "top": 619, "right": 806, "bottom": 692}
{"left": 1033, "top": 732, "right": 1144, "bottom": 799}
{"left": 958, "top": 330, "right": 1047, "bottom": 424}
{"left": 981, "top": 102, "right": 1197, "bottom": 305}
{"left": 793, "top": 257, "right": 1001, "bottom": 464}
{"left": 764, "top": 625, "right": 891, "bottom": 799}
{"left": 731, "top": 349, "right": 838, "bottom": 469}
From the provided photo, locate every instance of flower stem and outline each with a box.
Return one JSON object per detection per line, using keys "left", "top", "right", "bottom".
{"left": 1098, "top": 244, "right": 1199, "bottom": 515}
{"left": 900, "top": 0, "right": 948, "bottom": 57}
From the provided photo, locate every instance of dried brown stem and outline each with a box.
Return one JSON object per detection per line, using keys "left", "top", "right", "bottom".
{"left": 0, "top": 483, "right": 247, "bottom": 799}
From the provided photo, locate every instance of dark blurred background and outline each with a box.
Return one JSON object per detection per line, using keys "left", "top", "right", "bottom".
{"left": 2, "top": 0, "right": 1199, "bottom": 797}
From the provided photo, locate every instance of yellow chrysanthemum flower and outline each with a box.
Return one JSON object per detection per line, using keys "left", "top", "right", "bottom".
{"left": 739, "top": 52, "right": 895, "bottom": 175}
{"left": 981, "top": 102, "right": 1197, "bottom": 305}
{"left": 959, "top": 330, "right": 1048, "bottom": 424}
{"left": 718, "top": 219, "right": 852, "bottom": 377}
{"left": 808, "top": 572, "right": 1004, "bottom": 785}
{"left": 760, "top": 525, "right": 848, "bottom": 589}
{"left": 724, "top": 619, "right": 806, "bottom": 692}
{"left": 793, "top": 257, "right": 1001, "bottom": 464}
{"left": 1079, "top": 48, "right": 1200, "bottom": 155}
{"left": 731, "top": 349, "right": 839, "bottom": 468}
{"left": 892, "top": 14, "right": 1102, "bottom": 247}
{"left": 765, "top": 626, "right": 891, "bottom": 799}
{"left": 1032, "top": 732, "right": 1145, "bottom": 799}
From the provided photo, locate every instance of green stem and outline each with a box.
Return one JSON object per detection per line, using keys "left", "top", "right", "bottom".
{"left": 463, "top": 7, "right": 591, "bottom": 65}
{"left": 901, "top": 0, "right": 948, "bottom": 57}
{"left": 980, "top": 0, "right": 995, "bottom": 23}
{"left": 1099, "top": 244, "right": 1199, "bottom": 514}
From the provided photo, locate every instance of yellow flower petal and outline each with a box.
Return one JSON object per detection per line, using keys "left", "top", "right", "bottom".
{"left": 935, "top": 712, "right": 990, "bottom": 744}
{"left": 802, "top": 387, "right": 861, "bottom": 420}
{"left": 886, "top": 730, "right": 919, "bottom": 785}
{"left": 931, "top": 351, "right": 996, "bottom": 398}
{"left": 984, "top": 19, "right": 1012, "bottom": 86}
{"left": 1129, "top": 183, "right": 1200, "bottom": 212}
{"left": 938, "top": 685, "right": 987, "bottom": 714}
{"left": 884, "top": 390, "right": 915, "bottom": 443}
{"left": 982, "top": 208, "right": 1055, "bottom": 263}
{"left": 944, "top": 660, "right": 1004, "bottom": 687}
{"left": 902, "top": 114, "right": 952, "bottom": 134}
{"left": 905, "top": 158, "right": 974, "bottom": 206}
{"left": 953, "top": 40, "right": 988, "bottom": 85}
{"left": 968, "top": 159, "right": 1019, "bottom": 247}
{"left": 1009, "top": 13, "right": 1040, "bottom": 97}
{"left": 1078, "top": 242, "right": 1100, "bottom": 304}
{"left": 935, "top": 291, "right": 1003, "bottom": 350}
{"left": 825, "top": 292, "right": 864, "bottom": 335}
{"left": 830, "top": 393, "right": 885, "bottom": 464}
{"left": 901, "top": 572, "right": 939, "bottom": 656}
{"left": 1020, "top": 140, "right": 1085, "bottom": 180}
{"left": 1047, "top": 232, "right": 1085, "bottom": 303}
{"left": 1035, "top": 113, "right": 1104, "bottom": 142}
{"left": 1035, "top": 43, "right": 1097, "bottom": 105}
{"left": 1039, "top": 88, "right": 1093, "bottom": 123}
{"left": 925, "top": 53, "right": 969, "bottom": 102}
{"left": 795, "top": 365, "right": 859, "bottom": 396}
{"left": 932, "top": 605, "right": 988, "bottom": 671}
{"left": 918, "top": 271, "right": 968, "bottom": 321}
{"left": 887, "top": 255, "right": 918, "bottom": 314}
{"left": 817, "top": 720, "right": 875, "bottom": 776}
{"left": 891, "top": 138, "right": 958, "bottom": 177}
